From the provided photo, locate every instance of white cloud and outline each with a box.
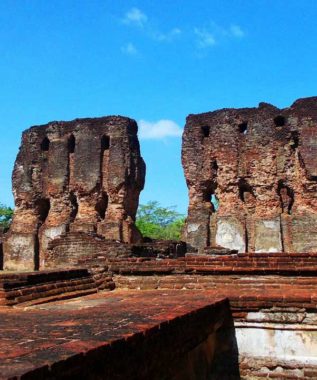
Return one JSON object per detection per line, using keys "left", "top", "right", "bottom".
{"left": 122, "top": 7, "right": 148, "bottom": 27}
{"left": 121, "top": 42, "right": 138, "bottom": 55}
{"left": 122, "top": 8, "right": 181, "bottom": 43}
{"left": 229, "top": 24, "right": 245, "bottom": 38}
{"left": 138, "top": 119, "right": 183, "bottom": 139}
{"left": 194, "top": 23, "right": 245, "bottom": 50}
{"left": 194, "top": 28, "right": 216, "bottom": 48}
{"left": 153, "top": 28, "right": 182, "bottom": 42}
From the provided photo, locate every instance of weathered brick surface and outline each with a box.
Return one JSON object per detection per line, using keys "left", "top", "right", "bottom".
{"left": 0, "top": 290, "right": 237, "bottom": 380}
{"left": 0, "top": 268, "right": 114, "bottom": 306}
{"left": 115, "top": 273, "right": 317, "bottom": 314}
{"left": 105, "top": 252, "right": 317, "bottom": 276}
{"left": 44, "top": 232, "right": 186, "bottom": 269}
{"left": 182, "top": 97, "right": 317, "bottom": 253}
{"left": 239, "top": 357, "right": 317, "bottom": 379}
{"left": 3, "top": 116, "right": 145, "bottom": 271}
{"left": 105, "top": 253, "right": 317, "bottom": 317}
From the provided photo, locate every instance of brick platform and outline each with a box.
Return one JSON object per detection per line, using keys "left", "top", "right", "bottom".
{"left": 0, "top": 290, "right": 237, "bottom": 380}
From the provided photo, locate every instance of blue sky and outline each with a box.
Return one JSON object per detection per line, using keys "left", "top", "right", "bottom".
{"left": 0, "top": 1, "right": 317, "bottom": 214}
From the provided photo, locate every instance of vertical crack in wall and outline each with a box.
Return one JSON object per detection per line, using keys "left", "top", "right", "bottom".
{"left": 34, "top": 198, "right": 50, "bottom": 270}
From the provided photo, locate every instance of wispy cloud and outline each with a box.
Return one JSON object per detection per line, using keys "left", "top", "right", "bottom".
{"left": 194, "top": 23, "right": 245, "bottom": 49}
{"left": 121, "top": 9, "right": 245, "bottom": 55}
{"left": 121, "top": 42, "right": 138, "bottom": 55}
{"left": 122, "top": 7, "right": 148, "bottom": 28}
{"left": 194, "top": 28, "right": 216, "bottom": 48}
{"left": 152, "top": 28, "right": 182, "bottom": 42}
{"left": 122, "top": 8, "right": 181, "bottom": 43}
{"left": 138, "top": 119, "right": 183, "bottom": 139}
{"left": 229, "top": 24, "right": 245, "bottom": 38}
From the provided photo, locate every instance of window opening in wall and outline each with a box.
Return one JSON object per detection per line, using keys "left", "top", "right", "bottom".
{"left": 101, "top": 135, "right": 110, "bottom": 151}
{"left": 238, "top": 122, "right": 248, "bottom": 135}
{"left": 95, "top": 192, "right": 108, "bottom": 220}
{"left": 68, "top": 134, "right": 76, "bottom": 153}
{"left": 40, "top": 137, "right": 50, "bottom": 151}
{"left": 201, "top": 126, "right": 210, "bottom": 138}
{"left": 274, "top": 115, "right": 286, "bottom": 127}
{"left": 238, "top": 179, "right": 254, "bottom": 202}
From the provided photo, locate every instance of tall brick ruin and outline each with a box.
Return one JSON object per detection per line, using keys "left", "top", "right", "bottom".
{"left": 4, "top": 116, "right": 145, "bottom": 271}
{"left": 182, "top": 97, "right": 317, "bottom": 253}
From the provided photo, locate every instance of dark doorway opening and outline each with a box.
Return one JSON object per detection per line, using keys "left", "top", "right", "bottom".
{"left": 41, "top": 137, "right": 50, "bottom": 151}
{"left": 68, "top": 134, "right": 76, "bottom": 153}
{"left": 238, "top": 122, "right": 248, "bottom": 134}
{"left": 201, "top": 126, "right": 210, "bottom": 138}
{"left": 101, "top": 135, "right": 110, "bottom": 151}
{"left": 274, "top": 115, "right": 286, "bottom": 127}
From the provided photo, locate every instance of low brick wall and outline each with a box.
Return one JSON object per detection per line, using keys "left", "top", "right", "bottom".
{"left": 45, "top": 232, "right": 185, "bottom": 269}
{"left": 106, "top": 252, "right": 317, "bottom": 275}
{"left": 0, "top": 269, "right": 114, "bottom": 306}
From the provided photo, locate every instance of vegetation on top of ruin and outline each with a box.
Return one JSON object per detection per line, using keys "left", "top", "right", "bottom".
{"left": 136, "top": 201, "right": 185, "bottom": 240}
{"left": 0, "top": 204, "right": 13, "bottom": 229}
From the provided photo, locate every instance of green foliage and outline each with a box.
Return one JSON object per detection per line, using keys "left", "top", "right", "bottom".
{"left": 0, "top": 204, "right": 13, "bottom": 229}
{"left": 136, "top": 201, "right": 185, "bottom": 240}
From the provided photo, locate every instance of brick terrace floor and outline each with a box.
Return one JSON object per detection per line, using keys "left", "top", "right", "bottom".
{"left": 0, "top": 290, "right": 226, "bottom": 379}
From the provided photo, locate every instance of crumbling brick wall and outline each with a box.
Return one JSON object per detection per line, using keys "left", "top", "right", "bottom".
{"left": 4, "top": 116, "right": 145, "bottom": 271}
{"left": 182, "top": 97, "right": 317, "bottom": 253}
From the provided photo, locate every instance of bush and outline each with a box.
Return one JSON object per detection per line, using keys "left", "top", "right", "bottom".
{"left": 0, "top": 203, "right": 13, "bottom": 229}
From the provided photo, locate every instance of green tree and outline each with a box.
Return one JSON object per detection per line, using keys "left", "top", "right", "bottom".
{"left": 0, "top": 204, "right": 13, "bottom": 229}
{"left": 136, "top": 201, "right": 185, "bottom": 240}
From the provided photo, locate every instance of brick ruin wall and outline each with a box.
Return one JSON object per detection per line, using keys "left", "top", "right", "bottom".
{"left": 182, "top": 97, "right": 317, "bottom": 253}
{"left": 3, "top": 116, "right": 145, "bottom": 271}
{"left": 1, "top": 98, "right": 317, "bottom": 378}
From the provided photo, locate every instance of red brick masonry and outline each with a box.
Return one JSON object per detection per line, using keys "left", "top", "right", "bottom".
{"left": 106, "top": 252, "right": 317, "bottom": 275}
{"left": 0, "top": 291, "right": 235, "bottom": 380}
{"left": 0, "top": 269, "right": 114, "bottom": 306}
